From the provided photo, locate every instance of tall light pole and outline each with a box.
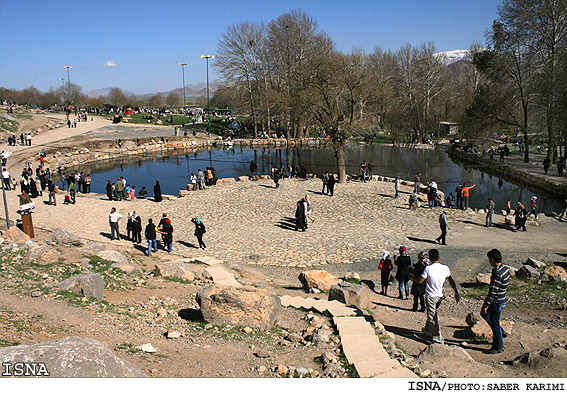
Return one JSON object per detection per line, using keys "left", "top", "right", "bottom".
{"left": 200, "top": 55, "right": 214, "bottom": 135}
{"left": 63, "top": 66, "right": 72, "bottom": 104}
{"left": 58, "top": 77, "right": 65, "bottom": 103}
{"left": 178, "top": 63, "right": 187, "bottom": 110}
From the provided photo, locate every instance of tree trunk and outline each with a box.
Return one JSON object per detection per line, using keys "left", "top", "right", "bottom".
{"left": 522, "top": 127, "right": 529, "bottom": 163}
{"left": 335, "top": 145, "right": 347, "bottom": 183}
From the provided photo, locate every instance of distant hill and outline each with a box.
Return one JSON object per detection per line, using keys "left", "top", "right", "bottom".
{"left": 434, "top": 49, "right": 472, "bottom": 65}
{"left": 88, "top": 83, "right": 218, "bottom": 100}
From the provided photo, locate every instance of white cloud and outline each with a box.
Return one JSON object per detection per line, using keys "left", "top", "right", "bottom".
{"left": 104, "top": 60, "right": 118, "bottom": 68}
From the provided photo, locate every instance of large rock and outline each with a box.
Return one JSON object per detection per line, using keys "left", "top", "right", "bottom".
{"left": 328, "top": 281, "right": 370, "bottom": 309}
{"left": 543, "top": 265, "right": 567, "bottom": 282}
{"left": 505, "top": 215, "right": 515, "bottom": 226}
{"left": 525, "top": 258, "right": 546, "bottom": 269}
{"left": 298, "top": 270, "right": 340, "bottom": 292}
{"left": 111, "top": 261, "right": 142, "bottom": 275}
{"left": 476, "top": 273, "right": 491, "bottom": 285}
{"left": 3, "top": 226, "right": 30, "bottom": 244}
{"left": 79, "top": 242, "right": 106, "bottom": 255}
{"left": 154, "top": 261, "right": 195, "bottom": 281}
{"left": 196, "top": 284, "right": 280, "bottom": 330}
{"left": 0, "top": 336, "right": 146, "bottom": 377}
{"left": 52, "top": 228, "right": 83, "bottom": 246}
{"left": 418, "top": 344, "right": 474, "bottom": 362}
{"left": 27, "top": 245, "right": 61, "bottom": 264}
{"left": 516, "top": 265, "right": 540, "bottom": 280}
{"left": 216, "top": 177, "right": 236, "bottom": 184}
{"left": 238, "top": 176, "right": 250, "bottom": 182}
{"left": 97, "top": 250, "right": 130, "bottom": 266}
{"left": 58, "top": 273, "right": 105, "bottom": 301}
{"left": 465, "top": 313, "right": 515, "bottom": 339}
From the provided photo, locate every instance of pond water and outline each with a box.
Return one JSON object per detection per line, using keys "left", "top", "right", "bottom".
{"left": 71, "top": 145, "right": 564, "bottom": 213}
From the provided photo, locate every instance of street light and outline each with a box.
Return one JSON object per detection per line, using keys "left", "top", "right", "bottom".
{"left": 58, "top": 78, "right": 65, "bottom": 103}
{"left": 63, "top": 66, "right": 72, "bottom": 104}
{"left": 178, "top": 63, "right": 187, "bottom": 110}
{"left": 200, "top": 55, "right": 215, "bottom": 135}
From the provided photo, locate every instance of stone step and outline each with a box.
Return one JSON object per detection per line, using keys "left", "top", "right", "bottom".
{"left": 204, "top": 266, "right": 242, "bottom": 287}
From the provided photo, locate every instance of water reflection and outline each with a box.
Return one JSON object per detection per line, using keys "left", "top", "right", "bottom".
{"left": 74, "top": 145, "right": 563, "bottom": 213}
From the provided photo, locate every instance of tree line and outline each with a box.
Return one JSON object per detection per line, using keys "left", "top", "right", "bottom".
{"left": 212, "top": 1, "right": 567, "bottom": 181}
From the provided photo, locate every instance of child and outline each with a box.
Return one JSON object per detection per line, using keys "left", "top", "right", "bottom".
{"left": 130, "top": 186, "right": 136, "bottom": 201}
{"left": 409, "top": 192, "right": 418, "bottom": 210}
{"left": 378, "top": 251, "right": 394, "bottom": 296}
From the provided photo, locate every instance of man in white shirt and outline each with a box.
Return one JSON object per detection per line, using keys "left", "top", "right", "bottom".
{"left": 2, "top": 168, "right": 11, "bottom": 190}
{"left": 108, "top": 207, "right": 123, "bottom": 241}
{"left": 412, "top": 249, "right": 460, "bottom": 344}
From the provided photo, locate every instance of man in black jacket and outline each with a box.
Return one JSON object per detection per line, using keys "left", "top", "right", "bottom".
{"left": 145, "top": 218, "right": 157, "bottom": 256}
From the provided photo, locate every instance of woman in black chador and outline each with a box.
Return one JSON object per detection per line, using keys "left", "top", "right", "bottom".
{"left": 29, "top": 177, "right": 40, "bottom": 198}
{"left": 153, "top": 180, "right": 162, "bottom": 202}
{"left": 295, "top": 200, "right": 306, "bottom": 231}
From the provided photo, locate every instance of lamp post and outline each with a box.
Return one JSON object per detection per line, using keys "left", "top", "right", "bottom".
{"left": 63, "top": 66, "right": 72, "bottom": 104}
{"left": 178, "top": 63, "right": 187, "bottom": 110}
{"left": 200, "top": 55, "right": 215, "bottom": 135}
{"left": 58, "top": 78, "right": 65, "bottom": 103}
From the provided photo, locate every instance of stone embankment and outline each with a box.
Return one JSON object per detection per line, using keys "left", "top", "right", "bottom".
{"left": 43, "top": 137, "right": 331, "bottom": 173}
{"left": 446, "top": 146, "right": 567, "bottom": 199}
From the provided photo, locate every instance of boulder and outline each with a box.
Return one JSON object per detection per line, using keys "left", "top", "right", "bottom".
{"left": 466, "top": 313, "right": 515, "bottom": 339}
{"left": 58, "top": 273, "right": 105, "bottom": 301}
{"left": 0, "top": 336, "right": 146, "bottom": 378}
{"left": 27, "top": 245, "right": 61, "bottom": 264}
{"left": 111, "top": 261, "right": 142, "bottom": 275}
{"left": 516, "top": 265, "right": 540, "bottom": 280}
{"left": 3, "top": 226, "right": 30, "bottom": 244}
{"left": 238, "top": 176, "right": 249, "bottom": 182}
{"left": 52, "top": 228, "right": 83, "bottom": 246}
{"left": 154, "top": 261, "right": 195, "bottom": 281}
{"left": 97, "top": 250, "right": 130, "bottom": 266}
{"left": 196, "top": 284, "right": 281, "bottom": 330}
{"left": 476, "top": 273, "right": 491, "bottom": 285}
{"left": 79, "top": 242, "right": 106, "bottom": 255}
{"left": 525, "top": 258, "right": 546, "bottom": 269}
{"left": 505, "top": 215, "right": 515, "bottom": 226}
{"left": 328, "top": 281, "right": 370, "bottom": 309}
{"left": 343, "top": 272, "right": 361, "bottom": 281}
{"left": 178, "top": 190, "right": 191, "bottom": 197}
{"left": 298, "top": 270, "right": 340, "bottom": 292}
{"left": 543, "top": 265, "right": 567, "bottom": 282}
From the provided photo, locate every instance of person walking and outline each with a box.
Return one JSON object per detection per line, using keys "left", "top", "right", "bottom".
{"left": 412, "top": 249, "right": 460, "bottom": 344}
{"left": 190, "top": 172, "right": 197, "bottom": 191}
{"left": 191, "top": 217, "right": 207, "bottom": 249}
{"left": 414, "top": 173, "right": 421, "bottom": 193}
{"left": 47, "top": 180, "right": 57, "bottom": 206}
{"left": 68, "top": 180, "right": 76, "bottom": 204}
{"left": 106, "top": 180, "right": 113, "bottom": 201}
{"left": 436, "top": 209, "right": 450, "bottom": 245}
{"left": 84, "top": 174, "right": 92, "bottom": 194}
{"left": 513, "top": 202, "right": 527, "bottom": 232}
{"left": 543, "top": 157, "right": 551, "bottom": 175}
{"left": 410, "top": 251, "right": 429, "bottom": 312}
{"left": 114, "top": 178, "right": 124, "bottom": 201}
{"left": 273, "top": 167, "right": 280, "bottom": 188}
{"left": 378, "top": 251, "right": 394, "bottom": 296}
{"left": 530, "top": 196, "right": 538, "bottom": 220}
{"left": 486, "top": 198, "right": 495, "bottom": 227}
{"left": 126, "top": 212, "right": 134, "bottom": 240}
{"left": 132, "top": 211, "right": 142, "bottom": 243}
{"left": 360, "top": 161, "right": 367, "bottom": 182}
{"left": 145, "top": 218, "right": 158, "bottom": 256}
{"left": 461, "top": 184, "right": 476, "bottom": 210}
{"left": 295, "top": 199, "right": 307, "bottom": 232}
{"left": 481, "top": 249, "right": 510, "bottom": 354}
{"left": 159, "top": 218, "right": 174, "bottom": 253}
{"left": 327, "top": 173, "right": 336, "bottom": 197}
{"left": 109, "top": 207, "right": 123, "bottom": 241}
{"left": 395, "top": 177, "right": 400, "bottom": 198}
{"left": 153, "top": 181, "right": 162, "bottom": 202}
{"left": 321, "top": 172, "right": 329, "bottom": 195}
{"left": 2, "top": 168, "right": 11, "bottom": 190}
{"left": 395, "top": 246, "right": 412, "bottom": 300}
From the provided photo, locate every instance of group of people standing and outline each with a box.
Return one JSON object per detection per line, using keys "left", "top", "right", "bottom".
{"left": 105, "top": 177, "right": 157, "bottom": 202}
{"left": 108, "top": 208, "right": 207, "bottom": 255}
{"left": 189, "top": 167, "right": 217, "bottom": 191}
{"left": 379, "top": 247, "right": 509, "bottom": 354}
{"left": 7, "top": 132, "right": 32, "bottom": 146}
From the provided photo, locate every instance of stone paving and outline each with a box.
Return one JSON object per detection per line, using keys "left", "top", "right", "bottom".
{"left": 188, "top": 256, "right": 242, "bottom": 287}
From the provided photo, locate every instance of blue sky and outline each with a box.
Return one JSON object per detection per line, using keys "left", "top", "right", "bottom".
{"left": 0, "top": 0, "right": 501, "bottom": 95}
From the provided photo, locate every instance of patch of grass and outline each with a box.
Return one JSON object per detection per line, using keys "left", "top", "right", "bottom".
{"left": 162, "top": 276, "right": 193, "bottom": 285}
{"left": 0, "top": 339, "right": 20, "bottom": 347}
{"left": 343, "top": 278, "right": 361, "bottom": 284}
{"left": 115, "top": 342, "right": 138, "bottom": 354}
{"left": 462, "top": 277, "right": 567, "bottom": 305}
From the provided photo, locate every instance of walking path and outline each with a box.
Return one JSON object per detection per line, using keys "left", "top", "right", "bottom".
{"left": 189, "top": 256, "right": 243, "bottom": 287}
{"left": 281, "top": 294, "right": 416, "bottom": 378}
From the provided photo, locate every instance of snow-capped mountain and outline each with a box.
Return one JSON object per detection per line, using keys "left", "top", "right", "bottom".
{"left": 434, "top": 49, "right": 471, "bottom": 65}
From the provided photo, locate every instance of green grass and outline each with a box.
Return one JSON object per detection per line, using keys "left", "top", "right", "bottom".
{"left": 337, "top": 350, "right": 359, "bottom": 378}
{"left": 0, "top": 113, "right": 33, "bottom": 134}
{"left": 123, "top": 113, "right": 194, "bottom": 126}
{"left": 462, "top": 278, "right": 567, "bottom": 304}
{"left": 0, "top": 339, "right": 20, "bottom": 347}
{"left": 162, "top": 276, "right": 193, "bottom": 285}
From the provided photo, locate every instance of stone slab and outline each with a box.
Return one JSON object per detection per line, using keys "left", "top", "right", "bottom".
{"left": 204, "top": 266, "right": 242, "bottom": 287}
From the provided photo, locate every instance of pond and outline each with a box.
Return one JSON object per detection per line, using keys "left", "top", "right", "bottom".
{"left": 69, "top": 144, "right": 564, "bottom": 213}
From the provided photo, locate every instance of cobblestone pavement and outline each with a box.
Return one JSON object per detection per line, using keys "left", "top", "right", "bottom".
{"left": 8, "top": 176, "right": 566, "bottom": 271}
